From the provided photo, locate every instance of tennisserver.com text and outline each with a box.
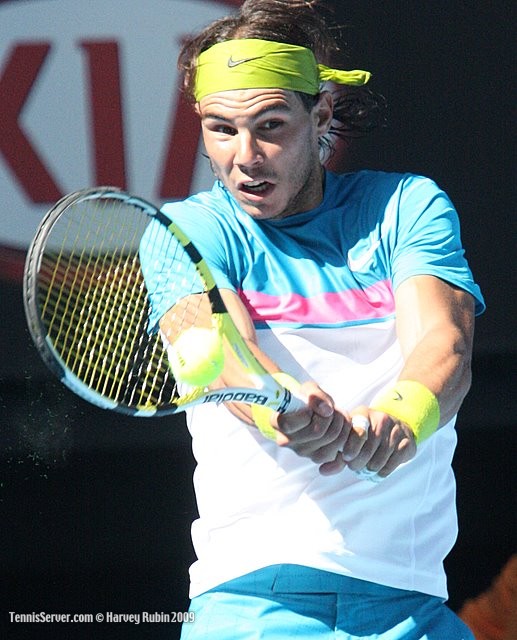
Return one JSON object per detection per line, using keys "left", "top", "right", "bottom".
{"left": 9, "top": 611, "right": 195, "bottom": 624}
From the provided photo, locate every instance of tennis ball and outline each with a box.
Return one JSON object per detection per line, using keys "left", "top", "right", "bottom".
{"left": 168, "top": 327, "right": 224, "bottom": 387}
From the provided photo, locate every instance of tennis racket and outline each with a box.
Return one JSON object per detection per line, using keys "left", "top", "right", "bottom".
{"left": 23, "top": 186, "right": 306, "bottom": 418}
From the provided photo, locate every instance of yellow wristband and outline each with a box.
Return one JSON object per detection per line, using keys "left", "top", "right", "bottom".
{"left": 371, "top": 380, "right": 440, "bottom": 444}
{"left": 251, "top": 372, "right": 301, "bottom": 441}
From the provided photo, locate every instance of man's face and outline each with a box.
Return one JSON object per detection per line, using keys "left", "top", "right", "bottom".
{"left": 197, "top": 88, "right": 333, "bottom": 220}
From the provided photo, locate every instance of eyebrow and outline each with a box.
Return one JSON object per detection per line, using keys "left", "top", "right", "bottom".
{"left": 201, "top": 102, "right": 293, "bottom": 123}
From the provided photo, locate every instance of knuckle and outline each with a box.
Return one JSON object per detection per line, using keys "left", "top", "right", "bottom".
{"left": 309, "top": 449, "right": 331, "bottom": 464}
{"left": 310, "top": 442, "right": 342, "bottom": 464}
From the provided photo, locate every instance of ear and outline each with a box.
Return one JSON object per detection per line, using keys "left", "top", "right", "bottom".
{"left": 313, "top": 91, "right": 334, "bottom": 136}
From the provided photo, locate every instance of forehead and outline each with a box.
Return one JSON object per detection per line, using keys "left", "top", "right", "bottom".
{"left": 197, "top": 88, "right": 304, "bottom": 119}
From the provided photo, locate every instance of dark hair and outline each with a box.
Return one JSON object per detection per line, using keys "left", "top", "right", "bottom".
{"left": 178, "top": 0, "right": 385, "bottom": 155}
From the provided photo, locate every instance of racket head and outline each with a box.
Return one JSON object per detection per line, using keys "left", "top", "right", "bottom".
{"left": 23, "top": 187, "right": 182, "bottom": 415}
{"left": 23, "top": 187, "right": 298, "bottom": 417}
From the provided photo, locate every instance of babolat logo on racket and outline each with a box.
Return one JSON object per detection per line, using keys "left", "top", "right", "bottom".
{"left": 203, "top": 391, "right": 269, "bottom": 405}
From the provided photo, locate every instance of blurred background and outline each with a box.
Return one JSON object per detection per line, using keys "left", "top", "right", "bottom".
{"left": 1, "top": 1, "right": 515, "bottom": 638}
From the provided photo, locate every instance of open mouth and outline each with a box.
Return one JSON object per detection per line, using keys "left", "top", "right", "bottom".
{"left": 239, "top": 180, "right": 273, "bottom": 197}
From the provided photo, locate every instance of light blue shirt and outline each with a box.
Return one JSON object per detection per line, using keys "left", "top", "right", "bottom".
{"left": 140, "top": 170, "right": 484, "bottom": 332}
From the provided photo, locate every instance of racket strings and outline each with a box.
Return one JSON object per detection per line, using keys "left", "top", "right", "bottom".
{"left": 38, "top": 195, "right": 176, "bottom": 409}
{"left": 145, "top": 221, "right": 214, "bottom": 343}
{"left": 49, "top": 201, "right": 131, "bottom": 385}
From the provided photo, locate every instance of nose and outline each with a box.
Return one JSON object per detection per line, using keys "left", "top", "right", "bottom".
{"left": 233, "top": 130, "right": 263, "bottom": 169}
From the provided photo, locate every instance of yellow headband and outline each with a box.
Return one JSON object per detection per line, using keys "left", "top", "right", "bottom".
{"left": 194, "top": 39, "right": 371, "bottom": 102}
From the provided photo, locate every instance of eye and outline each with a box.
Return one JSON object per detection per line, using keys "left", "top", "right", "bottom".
{"left": 215, "top": 124, "right": 237, "bottom": 136}
{"left": 203, "top": 119, "right": 237, "bottom": 136}
{"left": 260, "top": 119, "right": 283, "bottom": 132}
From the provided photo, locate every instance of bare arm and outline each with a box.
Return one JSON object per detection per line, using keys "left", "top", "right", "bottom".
{"left": 342, "top": 275, "right": 476, "bottom": 477}
{"left": 159, "top": 289, "right": 351, "bottom": 470}
{"left": 395, "top": 275, "right": 475, "bottom": 424}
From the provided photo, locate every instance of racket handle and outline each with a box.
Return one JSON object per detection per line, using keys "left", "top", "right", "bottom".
{"left": 270, "top": 372, "right": 307, "bottom": 414}
{"left": 282, "top": 389, "right": 308, "bottom": 413}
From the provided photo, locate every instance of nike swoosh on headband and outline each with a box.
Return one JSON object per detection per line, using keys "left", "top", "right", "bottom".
{"left": 227, "top": 55, "right": 263, "bottom": 68}
{"left": 194, "top": 39, "right": 371, "bottom": 102}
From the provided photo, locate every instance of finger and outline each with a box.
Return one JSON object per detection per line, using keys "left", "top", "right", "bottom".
{"left": 358, "top": 420, "right": 397, "bottom": 472}
{"left": 346, "top": 410, "right": 402, "bottom": 471}
{"left": 341, "top": 411, "right": 370, "bottom": 462}
{"left": 286, "top": 409, "right": 347, "bottom": 456}
{"left": 302, "top": 382, "right": 335, "bottom": 419}
{"left": 276, "top": 408, "right": 313, "bottom": 436}
{"left": 354, "top": 420, "right": 417, "bottom": 479}
{"left": 350, "top": 409, "right": 370, "bottom": 437}
{"left": 276, "top": 384, "right": 334, "bottom": 437}
{"left": 319, "top": 451, "right": 347, "bottom": 476}
{"left": 303, "top": 412, "right": 350, "bottom": 461}
{"left": 374, "top": 430, "right": 417, "bottom": 477}
{"left": 345, "top": 430, "right": 383, "bottom": 471}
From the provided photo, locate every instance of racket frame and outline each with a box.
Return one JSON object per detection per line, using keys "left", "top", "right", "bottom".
{"left": 23, "top": 187, "right": 304, "bottom": 417}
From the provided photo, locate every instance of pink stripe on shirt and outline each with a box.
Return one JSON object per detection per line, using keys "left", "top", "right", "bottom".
{"left": 240, "top": 280, "right": 395, "bottom": 325}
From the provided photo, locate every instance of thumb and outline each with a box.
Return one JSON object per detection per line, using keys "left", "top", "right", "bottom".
{"left": 300, "top": 381, "right": 335, "bottom": 418}
{"left": 313, "top": 399, "right": 334, "bottom": 418}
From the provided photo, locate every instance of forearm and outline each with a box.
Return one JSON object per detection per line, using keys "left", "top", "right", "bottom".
{"left": 216, "top": 335, "right": 283, "bottom": 425}
{"left": 395, "top": 276, "right": 476, "bottom": 428}
{"left": 343, "top": 287, "right": 475, "bottom": 477}
{"left": 398, "top": 324, "right": 473, "bottom": 425}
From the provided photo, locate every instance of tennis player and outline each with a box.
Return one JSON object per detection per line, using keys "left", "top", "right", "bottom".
{"left": 142, "top": 1, "right": 485, "bottom": 637}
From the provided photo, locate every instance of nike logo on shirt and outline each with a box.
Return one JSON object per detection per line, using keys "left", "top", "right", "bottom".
{"left": 347, "top": 239, "right": 381, "bottom": 272}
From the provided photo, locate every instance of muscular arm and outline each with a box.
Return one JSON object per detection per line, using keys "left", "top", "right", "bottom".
{"left": 158, "top": 289, "right": 279, "bottom": 404}
{"left": 343, "top": 274, "right": 476, "bottom": 477}
{"left": 395, "top": 275, "right": 475, "bottom": 425}
{"left": 160, "top": 289, "right": 350, "bottom": 469}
